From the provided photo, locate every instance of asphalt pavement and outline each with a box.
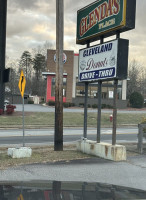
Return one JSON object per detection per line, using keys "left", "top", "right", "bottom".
{"left": 0, "top": 155, "right": 146, "bottom": 191}
{"left": 0, "top": 127, "right": 139, "bottom": 146}
{"left": 15, "top": 104, "right": 146, "bottom": 113}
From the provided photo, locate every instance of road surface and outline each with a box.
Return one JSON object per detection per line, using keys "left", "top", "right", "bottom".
{"left": 14, "top": 104, "right": 146, "bottom": 114}
{"left": 0, "top": 127, "right": 139, "bottom": 146}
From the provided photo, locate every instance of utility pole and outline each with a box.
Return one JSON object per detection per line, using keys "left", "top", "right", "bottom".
{"left": 0, "top": 0, "right": 7, "bottom": 110}
{"left": 54, "top": 0, "right": 64, "bottom": 151}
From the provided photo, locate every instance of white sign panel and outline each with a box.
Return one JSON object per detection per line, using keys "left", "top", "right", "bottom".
{"left": 79, "top": 40, "right": 118, "bottom": 82}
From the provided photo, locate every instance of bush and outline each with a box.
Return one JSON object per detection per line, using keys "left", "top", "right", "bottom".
{"left": 92, "top": 104, "right": 98, "bottom": 109}
{"left": 0, "top": 109, "right": 3, "bottom": 115}
{"left": 6, "top": 104, "right": 16, "bottom": 114}
{"left": 129, "top": 92, "right": 144, "bottom": 108}
{"left": 79, "top": 103, "right": 84, "bottom": 107}
{"left": 101, "top": 104, "right": 107, "bottom": 109}
{"left": 69, "top": 103, "right": 75, "bottom": 107}
{"left": 28, "top": 100, "right": 34, "bottom": 104}
{"left": 63, "top": 102, "right": 69, "bottom": 108}
{"left": 106, "top": 104, "right": 113, "bottom": 109}
{"left": 88, "top": 104, "right": 91, "bottom": 108}
{"left": 47, "top": 101, "right": 55, "bottom": 106}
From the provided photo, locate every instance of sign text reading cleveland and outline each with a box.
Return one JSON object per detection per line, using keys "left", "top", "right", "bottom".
{"left": 80, "top": 0, "right": 120, "bottom": 37}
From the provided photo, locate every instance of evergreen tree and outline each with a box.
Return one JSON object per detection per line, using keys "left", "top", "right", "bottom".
{"left": 33, "top": 53, "right": 46, "bottom": 80}
{"left": 19, "top": 51, "right": 32, "bottom": 80}
{"left": 32, "top": 53, "right": 46, "bottom": 95}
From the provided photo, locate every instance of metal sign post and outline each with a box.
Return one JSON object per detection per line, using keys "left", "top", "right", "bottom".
{"left": 18, "top": 70, "right": 26, "bottom": 147}
{"left": 112, "top": 79, "right": 118, "bottom": 145}
{"left": 83, "top": 42, "right": 90, "bottom": 139}
{"left": 112, "top": 33, "right": 120, "bottom": 145}
{"left": 97, "top": 37, "right": 103, "bottom": 143}
{"left": 22, "top": 96, "right": 25, "bottom": 147}
{"left": 84, "top": 82, "right": 88, "bottom": 138}
{"left": 97, "top": 80, "right": 102, "bottom": 143}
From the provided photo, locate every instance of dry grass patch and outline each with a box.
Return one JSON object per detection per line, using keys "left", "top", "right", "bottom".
{"left": 0, "top": 145, "right": 93, "bottom": 170}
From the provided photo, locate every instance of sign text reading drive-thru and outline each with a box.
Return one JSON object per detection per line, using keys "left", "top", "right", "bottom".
{"left": 77, "top": 0, "right": 136, "bottom": 44}
{"left": 79, "top": 38, "right": 129, "bottom": 82}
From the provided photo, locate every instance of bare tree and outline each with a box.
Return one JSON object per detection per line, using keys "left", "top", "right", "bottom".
{"left": 127, "top": 60, "right": 146, "bottom": 99}
{"left": 31, "top": 41, "right": 54, "bottom": 58}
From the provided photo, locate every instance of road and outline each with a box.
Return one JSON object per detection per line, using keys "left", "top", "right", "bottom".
{"left": 0, "top": 127, "right": 138, "bottom": 146}
{"left": 15, "top": 104, "right": 146, "bottom": 113}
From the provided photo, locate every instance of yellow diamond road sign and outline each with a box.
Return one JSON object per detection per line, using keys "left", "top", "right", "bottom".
{"left": 18, "top": 70, "right": 26, "bottom": 98}
{"left": 17, "top": 194, "right": 24, "bottom": 200}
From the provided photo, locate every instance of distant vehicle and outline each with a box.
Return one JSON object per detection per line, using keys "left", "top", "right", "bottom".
{"left": 4, "top": 99, "right": 9, "bottom": 104}
{"left": 4, "top": 99, "right": 9, "bottom": 109}
{"left": 144, "top": 99, "right": 146, "bottom": 104}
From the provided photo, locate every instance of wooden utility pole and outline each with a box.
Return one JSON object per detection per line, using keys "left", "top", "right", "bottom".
{"left": 54, "top": 0, "right": 64, "bottom": 151}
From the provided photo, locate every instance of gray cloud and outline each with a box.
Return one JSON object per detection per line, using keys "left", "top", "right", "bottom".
{"left": 5, "top": 0, "right": 146, "bottom": 66}
{"left": 8, "top": 0, "right": 38, "bottom": 10}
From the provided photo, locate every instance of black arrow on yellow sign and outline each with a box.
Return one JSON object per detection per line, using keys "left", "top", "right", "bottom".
{"left": 21, "top": 76, "right": 24, "bottom": 92}
{"left": 17, "top": 194, "right": 24, "bottom": 200}
{"left": 18, "top": 70, "right": 26, "bottom": 98}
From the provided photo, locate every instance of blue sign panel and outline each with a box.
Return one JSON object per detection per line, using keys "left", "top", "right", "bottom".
{"left": 80, "top": 67, "right": 115, "bottom": 81}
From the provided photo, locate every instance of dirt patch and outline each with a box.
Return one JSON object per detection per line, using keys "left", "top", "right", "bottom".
{"left": 120, "top": 143, "right": 143, "bottom": 156}
{"left": 0, "top": 145, "right": 93, "bottom": 170}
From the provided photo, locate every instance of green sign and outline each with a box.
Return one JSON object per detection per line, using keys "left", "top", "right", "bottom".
{"left": 77, "top": 0, "right": 136, "bottom": 44}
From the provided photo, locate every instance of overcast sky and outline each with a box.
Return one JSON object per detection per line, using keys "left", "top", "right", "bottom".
{"left": 6, "top": 0, "right": 146, "bottom": 65}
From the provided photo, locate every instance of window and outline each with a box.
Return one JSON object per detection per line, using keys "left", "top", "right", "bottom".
{"left": 51, "top": 77, "right": 67, "bottom": 97}
{"left": 51, "top": 77, "right": 55, "bottom": 97}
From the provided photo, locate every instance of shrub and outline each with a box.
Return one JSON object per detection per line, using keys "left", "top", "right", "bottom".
{"left": 47, "top": 101, "right": 55, "bottom": 106}
{"left": 0, "top": 109, "right": 3, "bottom": 115}
{"left": 69, "top": 103, "right": 75, "bottom": 107}
{"left": 106, "top": 104, "right": 113, "bottom": 109}
{"left": 101, "top": 104, "right": 107, "bottom": 109}
{"left": 6, "top": 105, "right": 16, "bottom": 114}
{"left": 88, "top": 104, "right": 91, "bottom": 108}
{"left": 63, "top": 102, "right": 69, "bottom": 108}
{"left": 129, "top": 92, "right": 144, "bottom": 108}
{"left": 79, "top": 103, "right": 84, "bottom": 107}
{"left": 92, "top": 104, "right": 98, "bottom": 109}
{"left": 28, "top": 100, "right": 34, "bottom": 104}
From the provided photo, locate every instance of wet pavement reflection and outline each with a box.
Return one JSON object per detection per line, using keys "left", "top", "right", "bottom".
{"left": 0, "top": 181, "right": 146, "bottom": 199}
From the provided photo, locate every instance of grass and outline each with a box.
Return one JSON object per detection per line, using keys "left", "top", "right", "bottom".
{"left": 0, "top": 145, "right": 92, "bottom": 170}
{"left": 0, "top": 143, "right": 143, "bottom": 170}
{"left": 0, "top": 112, "right": 145, "bottom": 127}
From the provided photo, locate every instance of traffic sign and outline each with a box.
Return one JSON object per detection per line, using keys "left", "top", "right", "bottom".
{"left": 17, "top": 194, "right": 24, "bottom": 200}
{"left": 18, "top": 70, "right": 26, "bottom": 98}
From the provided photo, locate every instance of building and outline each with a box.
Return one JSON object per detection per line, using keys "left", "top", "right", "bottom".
{"left": 42, "top": 49, "right": 128, "bottom": 108}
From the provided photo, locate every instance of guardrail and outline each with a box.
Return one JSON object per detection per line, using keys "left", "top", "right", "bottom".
{"left": 137, "top": 124, "right": 146, "bottom": 154}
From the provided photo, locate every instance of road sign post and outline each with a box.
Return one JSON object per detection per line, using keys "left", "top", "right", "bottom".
{"left": 18, "top": 70, "right": 26, "bottom": 147}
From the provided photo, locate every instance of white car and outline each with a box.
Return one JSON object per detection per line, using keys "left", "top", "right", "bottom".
{"left": 4, "top": 100, "right": 9, "bottom": 109}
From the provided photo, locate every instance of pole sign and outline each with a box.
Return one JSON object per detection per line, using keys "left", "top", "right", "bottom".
{"left": 18, "top": 70, "right": 26, "bottom": 98}
{"left": 78, "top": 38, "right": 129, "bottom": 82}
{"left": 76, "top": 0, "right": 136, "bottom": 44}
